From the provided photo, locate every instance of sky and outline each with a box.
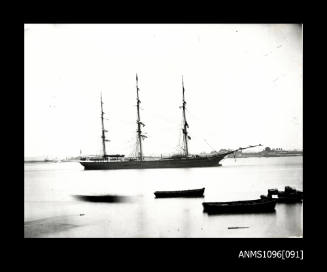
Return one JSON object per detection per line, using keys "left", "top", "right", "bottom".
{"left": 24, "top": 24, "right": 303, "bottom": 159}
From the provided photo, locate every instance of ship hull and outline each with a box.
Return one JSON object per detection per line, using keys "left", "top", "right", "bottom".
{"left": 80, "top": 155, "right": 225, "bottom": 170}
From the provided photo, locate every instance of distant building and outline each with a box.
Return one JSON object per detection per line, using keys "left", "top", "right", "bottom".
{"left": 218, "top": 149, "right": 232, "bottom": 153}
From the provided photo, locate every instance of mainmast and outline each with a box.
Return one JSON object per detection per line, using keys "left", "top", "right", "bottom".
{"left": 100, "top": 92, "right": 109, "bottom": 158}
{"left": 181, "top": 76, "right": 190, "bottom": 157}
{"left": 136, "top": 74, "right": 146, "bottom": 160}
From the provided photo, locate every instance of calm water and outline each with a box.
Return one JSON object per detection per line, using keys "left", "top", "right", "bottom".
{"left": 24, "top": 156, "right": 303, "bottom": 238}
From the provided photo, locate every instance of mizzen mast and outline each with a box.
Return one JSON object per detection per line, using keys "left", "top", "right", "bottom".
{"left": 181, "top": 76, "right": 191, "bottom": 157}
{"left": 136, "top": 74, "right": 147, "bottom": 160}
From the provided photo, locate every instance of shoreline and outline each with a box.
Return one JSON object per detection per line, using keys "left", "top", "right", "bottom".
{"left": 24, "top": 154, "right": 303, "bottom": 163}
{"left": 231, "top": 154, "right": 303, "bottom": 159}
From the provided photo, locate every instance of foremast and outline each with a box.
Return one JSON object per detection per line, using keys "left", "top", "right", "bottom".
{"left": 100, "top": 92, "right": 109, "bottom": 159}
{"left": 136, "top": 74, "right": 147, "bottom": 160}
{"left": 181, "top": 76, "right": 191, "bottom": 157}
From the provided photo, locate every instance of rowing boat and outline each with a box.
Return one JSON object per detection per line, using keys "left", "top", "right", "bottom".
{"left": 154, "top": 188, "right": 205, "bottom": 198}
{"left": 202, "top": 198, "right": 276, "bottom": 214}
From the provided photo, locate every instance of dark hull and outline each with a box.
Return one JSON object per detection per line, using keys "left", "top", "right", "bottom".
{"left": 262, "top": 187, "right": 303, "bottom": 203}
{"left": 80, "top": 155, "right": 225, "bottom": 170}
{"left": 260, "top": 195, "right": 302, "bottom": 203}
{"left": 154, "top": 188, "right": 205, "bottom": 198}
{"left": 277, "top": 191, "right": 303, "bottom": 203}
{"left": 202, "top": 199, "right": 277, "bottom": 214}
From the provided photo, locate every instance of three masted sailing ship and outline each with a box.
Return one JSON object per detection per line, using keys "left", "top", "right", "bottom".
{"left": 80, "top": 75, "right": 260, "bottom": 170}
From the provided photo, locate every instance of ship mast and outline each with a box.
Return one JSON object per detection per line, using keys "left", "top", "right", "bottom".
{"left": 181, "top": 76, "right": 190, "bottom": 157}
{"left": 136, "top": 74, "right": 146, "bottom": 160}
{"left": 100, "top": 92, "right": 109, "bottom": 159}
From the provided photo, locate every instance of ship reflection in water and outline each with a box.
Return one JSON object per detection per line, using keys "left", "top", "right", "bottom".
{"left": 24, "top": 156, "right": 303, "bottom": 238}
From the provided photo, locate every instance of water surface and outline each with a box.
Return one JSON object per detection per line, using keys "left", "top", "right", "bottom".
{"left": 24, "top": 156, "right": 303, "bottom": 238}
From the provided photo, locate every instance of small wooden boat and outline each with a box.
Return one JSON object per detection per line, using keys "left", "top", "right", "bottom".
{"left": 261, "top": 186, "right": 303, "bottom": 203}
{"left": 277, "top": 186, "right": 303, "bottom": 203}
{"left": 202, "top": 198, "right": 276, "bottom": 214}
{"left": 154, "top": 188, "right": 205, "bottom": 198}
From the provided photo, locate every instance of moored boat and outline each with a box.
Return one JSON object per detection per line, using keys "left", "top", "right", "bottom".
{"left": 202, "top": 198, "right": 277, "bottom": 214}
{"left": 154, "top": 188, "right": 205, "bottom": 198}
{"left": 260, "top": 186, "right": 303, "bottom": 203}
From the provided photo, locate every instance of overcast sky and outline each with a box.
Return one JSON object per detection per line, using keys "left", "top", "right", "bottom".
{"left": 24, "top": 24, "right": 302, "bottom": 158}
